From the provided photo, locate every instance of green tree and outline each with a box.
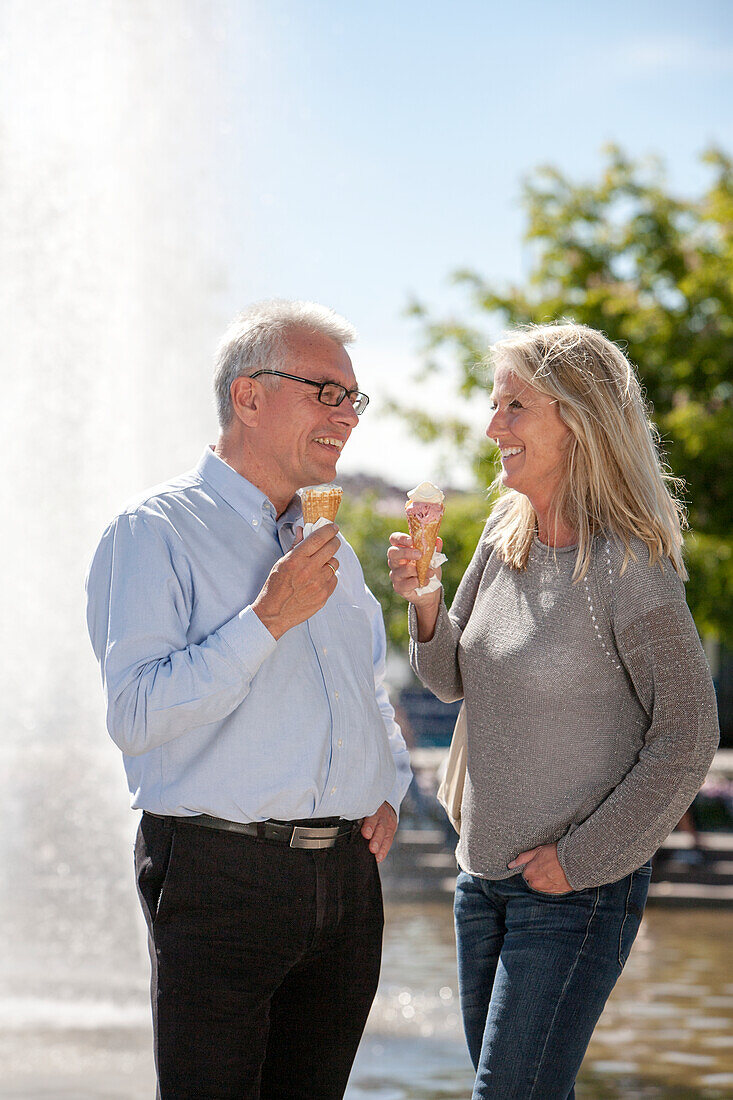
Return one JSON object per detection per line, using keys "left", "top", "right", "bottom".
{"left": 397, "top": 145, "right": 733, "bottom": 642}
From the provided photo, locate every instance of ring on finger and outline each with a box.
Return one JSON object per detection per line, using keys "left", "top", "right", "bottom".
{"left": 326, "top": 562, "right": 337, "bottom": 576}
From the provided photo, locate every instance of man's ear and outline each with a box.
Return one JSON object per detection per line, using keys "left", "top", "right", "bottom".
{"left": 230, "top": 375, "right": 261, "bottom": 427}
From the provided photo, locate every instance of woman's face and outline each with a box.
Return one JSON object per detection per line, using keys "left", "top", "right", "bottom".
{"left": 486, "top": 365, "right": 572, "bottom": 513}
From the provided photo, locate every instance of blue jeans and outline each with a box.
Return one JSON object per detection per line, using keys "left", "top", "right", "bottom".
{"left": 454, "top": 864, "right": 652, "bottom": 1099}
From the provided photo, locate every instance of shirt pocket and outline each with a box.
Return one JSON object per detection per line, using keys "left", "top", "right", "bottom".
{"left": 337, "top": 604, "right": 375, "bottom": 691}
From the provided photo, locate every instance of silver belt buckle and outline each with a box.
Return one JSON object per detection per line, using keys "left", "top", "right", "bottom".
{"left": 289, "top": 825, "right": 341, "bottom": 849}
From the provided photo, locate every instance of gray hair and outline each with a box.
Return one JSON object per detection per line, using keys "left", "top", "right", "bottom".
{"left": 213, "top": 299, "right": 358, "bottom": 428}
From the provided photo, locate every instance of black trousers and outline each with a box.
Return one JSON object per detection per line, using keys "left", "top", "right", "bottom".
{"left": 135, "top": 812, "right": 384, "bottom": 1100}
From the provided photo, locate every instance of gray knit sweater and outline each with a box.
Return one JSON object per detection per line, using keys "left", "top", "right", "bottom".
{"left": 409, "top": 524, "right": 719, "bottom": 890}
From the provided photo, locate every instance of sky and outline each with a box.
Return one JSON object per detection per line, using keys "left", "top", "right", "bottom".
{"left": 202, "top": 0, "right": 733, "bottom": 485}
{"left": 4, "top": 0, "right": 733, "bottom": 493}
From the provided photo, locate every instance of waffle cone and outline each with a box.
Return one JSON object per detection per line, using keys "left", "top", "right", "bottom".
{"left": 301, "top": 486, "right": 343, "bottom": 524}
{"left": 407, "top": 514, "right": 443, "bottom": 586}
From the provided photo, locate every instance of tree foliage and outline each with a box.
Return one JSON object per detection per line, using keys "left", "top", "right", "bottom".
{"left": 398, "top": 145, "right": 733, "bottom": 642}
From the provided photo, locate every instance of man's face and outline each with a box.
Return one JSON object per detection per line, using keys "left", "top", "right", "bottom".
{"left": 256, "top": 330, "right": 360, "bottom": 501}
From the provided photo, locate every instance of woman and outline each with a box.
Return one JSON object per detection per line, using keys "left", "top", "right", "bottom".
{"left": 388, "top": 323, "right": 719, "bottom": 1099}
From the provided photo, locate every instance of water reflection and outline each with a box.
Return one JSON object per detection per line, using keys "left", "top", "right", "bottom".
{"left": 1, "top": 894, "right": 731, "bottom": 1096}
{"left": 585, "top": 907, "right": 733, "bottom": 1096}
{"left": 347, "top": 901, "right": 733, "bottom": 1100}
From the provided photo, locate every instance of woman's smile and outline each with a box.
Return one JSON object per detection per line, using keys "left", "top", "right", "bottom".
{"left": 487, "top": 366, "right": 571, "bottom": 515}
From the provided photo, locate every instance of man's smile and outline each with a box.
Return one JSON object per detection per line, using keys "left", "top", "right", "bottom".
{"left": 314, "top": 435, "right": 346, "bottom": 454}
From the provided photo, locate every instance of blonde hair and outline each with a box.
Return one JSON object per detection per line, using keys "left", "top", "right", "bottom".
{"left": 486, "top": 322, "right": 688, "bottom": 580}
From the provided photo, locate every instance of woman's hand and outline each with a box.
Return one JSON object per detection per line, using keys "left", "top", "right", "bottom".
{"left": 387, "top": 532, "right": 443, "bottom": 605}
{"left": 508, "top": 843, "right": 572, "bottom": 894}
{"left": 387, "top": 532, "right": 442, "bottom": 642}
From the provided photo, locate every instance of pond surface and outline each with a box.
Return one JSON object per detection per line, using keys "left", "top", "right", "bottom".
{"left": 347, "top": 899, "right": 733, "bottom": 1099}
{"left": 1, "top": 890, "right": 731, "bottom": 1098}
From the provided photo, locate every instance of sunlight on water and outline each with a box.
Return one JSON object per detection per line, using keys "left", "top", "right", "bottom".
{"left": 3, "top": 899, "right": 730, "bottom": 1098}
{"left": 351, "top": 902, "right": 733, "bottom": 1100}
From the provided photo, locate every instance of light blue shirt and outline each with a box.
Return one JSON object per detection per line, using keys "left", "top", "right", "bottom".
{"left": 85, "top": 447, "right": 411, "bottom": 822}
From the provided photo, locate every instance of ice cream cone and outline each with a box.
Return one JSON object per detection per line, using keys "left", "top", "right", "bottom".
{"left": 404, "top": 481, "right": 445, "bottom": 587}
{"left": 300, "top": 485, "right": 343, "bottom": 525}
{"left": 407, "top": 514, "right": 443, "bottom": 586}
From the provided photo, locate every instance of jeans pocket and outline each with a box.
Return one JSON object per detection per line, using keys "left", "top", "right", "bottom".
{"left": 523, "top": 881, "right": 573, "bottom": 899}
{"left": 520, "top": 873, "right": 585, "bottom": 899}
{"left": 618, "top": 862, "right": 651, "bottom": 967}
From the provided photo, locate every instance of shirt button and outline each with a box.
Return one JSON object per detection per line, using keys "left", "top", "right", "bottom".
{"left": 331, "top": 787, "right": 337, "bottom": 794}
{"left": 322, "top": 647, "right": 328, "bottom": 655}
{"left": 252, "top": 518, "right": 258, "bottom": 526}
{"left": 337, "top": 739, "right": 343, "bottom": 747}
{"left": 334, "top": 691, "right": 339, "bottom": 699}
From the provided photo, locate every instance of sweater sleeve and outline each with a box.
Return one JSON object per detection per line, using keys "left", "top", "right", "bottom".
{"left": 408, "top": 519, "right": 492, "bottom": 703}
{"left": 557, "top": 562, "right": 719, "bottom": 890}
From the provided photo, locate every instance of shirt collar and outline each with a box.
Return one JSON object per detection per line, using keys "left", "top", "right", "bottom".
{"left": 197, "top": 446, "right": 290, "bottom": 533}
{"left": 277, "top": 495, "right": 304, "bottom": 548}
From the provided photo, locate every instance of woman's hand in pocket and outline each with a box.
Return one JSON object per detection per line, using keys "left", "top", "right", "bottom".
{"left": 508, "top": 843, "right": 572, "bottom": 894}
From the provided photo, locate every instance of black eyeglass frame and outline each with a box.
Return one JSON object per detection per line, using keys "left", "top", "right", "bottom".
{"left": 249, "top": 369, "right": 370, "bottom": 415}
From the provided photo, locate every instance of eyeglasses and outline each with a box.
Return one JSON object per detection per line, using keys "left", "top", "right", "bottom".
{"left": 250, "top": 370, "right": 370, "bottom": 415}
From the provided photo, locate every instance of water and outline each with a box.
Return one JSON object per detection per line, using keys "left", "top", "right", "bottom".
{"left": 1, "top": 892, "right": 732, "bottom": 1098}
{"left": 0, "top": 2, "right": 226, "bottom": 1091}
{"left": 356, "top": 900, "right": 733, "bottom": 1099}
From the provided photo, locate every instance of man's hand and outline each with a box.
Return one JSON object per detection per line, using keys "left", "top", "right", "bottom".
{"left": 361, "top": 802, "right": 398, "bottom": 863}
{"left": 507, "top": 842, "right": 572, "bottom": 894}
{"left": 252, "top": 524, "right": 340, "bottom": 640}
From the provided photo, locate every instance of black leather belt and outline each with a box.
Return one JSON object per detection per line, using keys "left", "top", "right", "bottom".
{"left": 173, "top": 813, "right": 363, "bottom": 850}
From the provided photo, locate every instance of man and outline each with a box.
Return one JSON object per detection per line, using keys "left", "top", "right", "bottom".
{"left": 86, "top": 300, "right": 411, "bottom": 1099}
